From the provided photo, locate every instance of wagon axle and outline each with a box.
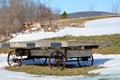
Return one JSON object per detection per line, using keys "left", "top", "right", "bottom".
{"left": 12, "top": 58, "right": 18, "bottom": 63}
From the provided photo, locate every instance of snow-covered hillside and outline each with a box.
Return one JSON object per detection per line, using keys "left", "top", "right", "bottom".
{"left": 9, "top": 17, "right": 120, "bottom": 42}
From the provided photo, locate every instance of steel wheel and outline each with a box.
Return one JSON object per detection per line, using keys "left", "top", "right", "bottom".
{"left": 7, "top": 50, "right": 23, "bottom": 66}
{"left": 77, "top": 54, "right": 94, "bottom": 67}
{"left": 48, "top": 51, "right": 66, "bottom": 70}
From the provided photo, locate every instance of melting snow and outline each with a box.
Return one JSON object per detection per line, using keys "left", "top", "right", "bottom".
{"left": 9, "top": 17, "right": 120, "bottom": 42}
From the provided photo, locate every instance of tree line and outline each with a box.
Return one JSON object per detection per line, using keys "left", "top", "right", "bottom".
{"left": 0, "top": 0, "right": 60, "bottom": 37}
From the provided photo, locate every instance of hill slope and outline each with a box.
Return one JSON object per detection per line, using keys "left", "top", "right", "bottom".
{"left": 67, "top": 11, "right": 114, "bottom": 18}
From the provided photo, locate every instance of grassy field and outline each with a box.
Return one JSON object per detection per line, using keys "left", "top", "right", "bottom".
{"left": 59, "top": 15, "right": 120, "bottom": 26}
{"left": 6, "top": 65, "right": 101, "bottom": 76}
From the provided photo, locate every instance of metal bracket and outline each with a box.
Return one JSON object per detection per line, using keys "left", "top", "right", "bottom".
{"left": 1, "top": 43, "right": 10, "bottom": 48}
{"left": 27, "top": 43, "right": 35, "bottom": 48}
{"left": 51, "top": 43, "right": 62, "bottom": 48}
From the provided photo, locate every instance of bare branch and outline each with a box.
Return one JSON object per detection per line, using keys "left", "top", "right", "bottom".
{"left": 111, "top": 0, "right": 120, "bottom": 14}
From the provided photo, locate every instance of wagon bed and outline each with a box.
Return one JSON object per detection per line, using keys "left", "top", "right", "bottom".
{"left": 0, "top": 40, "right": 111, "bottom": 48}
{"left": 0, "top": 40, "right": 111, "bottom": 70}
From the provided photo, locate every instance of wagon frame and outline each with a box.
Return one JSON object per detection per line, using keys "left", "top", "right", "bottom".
{"left": 0, "top": 40, "right": 111, "bottom": 70}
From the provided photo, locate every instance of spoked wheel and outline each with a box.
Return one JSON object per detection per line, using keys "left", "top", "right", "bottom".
{"left": 48, "top": 51, "right": 66, "bottom": 70}
{"left": 77, "top": 54, "right": 94, "bottom": 67}
{"left": 7, "top": 50, "right": 23, "bottom": 66}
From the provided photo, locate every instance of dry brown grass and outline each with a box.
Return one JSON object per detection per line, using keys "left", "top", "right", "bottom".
{"left": 0, "top": 48, "right": 12, "bottom": 54}
{"left": 6, "top": 65, "right": 101, "bottom": 76}
{"left": 58, "top": 15, "right": 120, "bottom": 27}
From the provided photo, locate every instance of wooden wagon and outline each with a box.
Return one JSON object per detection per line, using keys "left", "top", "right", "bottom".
{"left": 0, "top": 40, "right": 111, "bottom": 70}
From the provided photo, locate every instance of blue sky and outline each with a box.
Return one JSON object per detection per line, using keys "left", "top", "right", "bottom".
{"left": 49, "top": 0, "right": 119, "bottom": 13}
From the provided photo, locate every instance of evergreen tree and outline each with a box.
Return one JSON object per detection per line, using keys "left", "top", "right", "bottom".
{"left": 61, "top": 11, "right": 67, "bottom": 19}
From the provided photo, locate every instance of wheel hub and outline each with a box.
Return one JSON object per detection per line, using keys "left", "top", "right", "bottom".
{"left": 12, "top": 58, "right": 18, "bottom": 62}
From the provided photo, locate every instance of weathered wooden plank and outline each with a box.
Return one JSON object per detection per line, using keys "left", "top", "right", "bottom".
{"left": 30, "top": 49, "right": 65, "bottom": 56}
{"left": 35, "top": 40, "right": 68, "bottom": 48}
{"left": 68, "top": 41, "right": 111, "bottom": 47}
{"left": 0, "top": 40, "right": 111, "bottom": 48}
{"left": 30, "top": 49, "right": 50, "bottom": 56}
{"left": 10, "top": 42, "right": 35, "bottom": 48}
{"left": 67, "top": 50, "right": 92, "bottom": 58}
{"left": 10, "top": 42, "right": 27, "bottom": 48}
{"left": 35, "top": 40, "right": 50, "bottom": 47}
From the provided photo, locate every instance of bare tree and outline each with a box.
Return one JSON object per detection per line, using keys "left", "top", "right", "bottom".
{"left": 52, "top": 8, "right": 61, "bottom": 20}
{"left": 0, "top": 0, "right": 60, "bottom": 38}
{"left": 111, "top": 0, "right": 120, "bottom": 14}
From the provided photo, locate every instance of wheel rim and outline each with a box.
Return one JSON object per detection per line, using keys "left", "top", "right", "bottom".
{"left": 48, "top": 51, "right": 66, "bottom": 70}
{"left": 77, "top": 55, "right": 94, "bottom": 67}
{"left": 7, "top": 50, "right": 23, "bottom": 66}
